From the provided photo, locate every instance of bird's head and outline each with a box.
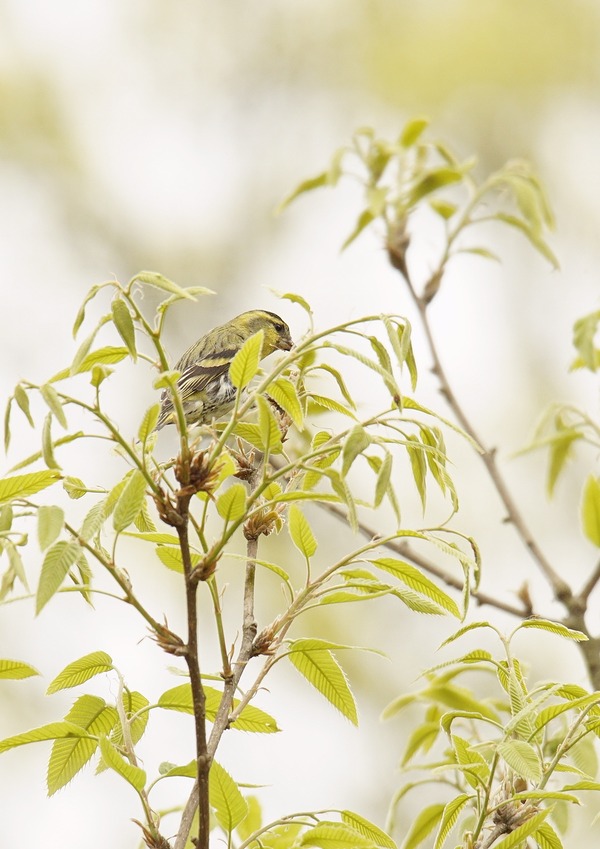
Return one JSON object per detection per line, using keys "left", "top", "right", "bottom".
{"left": 239, "top": 310, "right": 294, "bottom": 357}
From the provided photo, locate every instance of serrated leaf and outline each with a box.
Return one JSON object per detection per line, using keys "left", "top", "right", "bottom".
{"left": 47, "top": 651, "right": 113, "bottom": 694}
{"left": 41, "top": 413, "right": 60, "bottom": 470}
{"left": 492, "top": 809, "right": 549, "bottom": 849}
{"left": 51, "top": 346, "right": 129, "bottom": 382}
{"left": 267, "top": 377, "right": 304, "bottom": 427}
{"left": 496, "top": 740, "right": 542, "bottom": 782}
{"left": 309, "top": 392, "right": 357, "bottom": 418}
{"left": 47, "top": 695, "right": 117, "bottom": 794}
{"left": 402, "top": 804, "right": 445, "bottom": 849}
{"left": 374, "top": 452, "right": 393, "bottom": 508}
{"left": 582, "top": 475, "right": 600, "bottom": 547}
{"left": 158, "top": 683, "right": 279, "bottom": 732}
{"left": 230, "top": 331, "right": 264, "bottom": 390}
{"left": 125, "top": 531, "right": 180, "bottom": 545}
{"left": 36, "top": 541, "right": 81, "bottom": 613}
{"left": 111, "top": 297, "right": 137, "bottom": 360}
{"left": 63, "top": 476, "right": 87, "bottom": 499}
{"left": 209, "top": 759, "right": 248, "bottom": 833}
{"left": 0, "top": 470, "right": 61, "bottom": 505}
{"left": 517, "top": 619, "right": 588, "bottom": 641}
{"left": 288, "top": 504, "right": 317, "bottom": 559}
{"left": 439, "top": 621, "right": 495, "bottom": 648}
{"left": 79, "top": 499, "right": 108, "bottom": 542}
{"left": 112, "top": 470, "right": 147, "bottom": 533}
{"left": 37, "top": 505, "right": 65, "bottom": 551}
{"left": 99, "top": 735, "right": 146, "bottom": 791}
{"left": 372, "top": 559, "right": 460, "bottom": 617}
{"left": 138, "top": 404, "right": 160, "bottom": 443}
{"left": 287, "top": 640, "right": 357, "bottom": 725}
{"left": 495, "top": 213, "right": 559, "bottom": 269}
{"left": 341, "top": 812, "right": 396, "bottom": 849}
{"left": 534, "top": 822, "right": 563, "bottom": 849}
{"left": 40, "top": 384, "right": 67, "bottom": 429}
{"left": 0, "top": 721, "right": 88, "bottom": 754}
{"left": 434, "top": 794, "right": 470, "bottom": 849}
{"left": 256, "top": 395, "right": 283, "bottom": 453}
{"left": 0, "top": 659, "right": 40, "bottom": 680}
{"left": 216, "top": 483, "right": 247, "bottom": 523}
{"left": 301, "top": 822, "right": 375, "bottom": 848}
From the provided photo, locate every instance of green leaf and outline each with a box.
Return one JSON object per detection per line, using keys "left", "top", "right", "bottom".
{"left": 158, "top": 683, "right": 279, "bottom": 733}
{"left": 40, "top": 384, "right": 68, "bottom": 429}
{"left": 79, "top": 499, "right": 108, "bottom": 542}
{"left": 309, "top": 392, "right": 357, "bottom": 419}
{"left": 313, "top": 364, "right": 356, "bottom": 410}
{"left": 72, "top": 283, "right": 103, "bottom": 337}
{"left": 37, "top": 505, "right": 65, "bottom": 551}
{"left": 3, "top": 396, "right": 11, "bottom": 452}
{"left": 429, "top": 199, "right": 457, "bottom": 220}
{"left": 492, "top": 809, "right": 549, "bottom": 849}
{"left": 0, "top": 721, "right": 88, "bottom": 754}
{"left": 516, "top": 619, "right": 588, "bottom": 641}
{"left": 256, "top": 395, "right": 283, "bottom": 453}
{"left": 51, "top": 346, "right": 129, "bottom": 382}
{"left": 0, "top": 659, "right": 40, "bottom": 680}
{"left": 401, "top": 804, "right": 445, "bottom": 849}
{"left": 41, "top": 413, "right": 60, "bottom": 470}
{"left": 496, "top": 740, "right": 542, "bottom": 782}
{"left": 300, "top": 822, "right": 375, "bottom": 848}
{"left": 131, "top": 270, "right": 195, "bottom": 300}
{"left": 582, "top": 475, "right": 600, "bottom": 547}
{"left": 371, "top": 559, "right": 460, "bottom": 617}
{"left": 572, "top": 310, "right": 600, "bottom": 372}
{"left": 288, "top": 504, "right": 317, "bottom": 559}
{"left": 111, "top": 297, "right": 137, "bottom": 360}
{"left": 287, "top": 639, "right": 357, "bottom": 725}
{"left": 99, "top": 735, "right": 146, "bottom": 791}
{"left": 0, "top": 470, "right": 61, "bottom": 505}
{"left": 47, "top": 695, "right": 117, "bottom": 795}
{"left": 495, "top": 212, "right": 559, "bottom": 269}
{"left": 278, "top": 171, "right": 330, "bottom": 211}
{"left": 341, "top": 812, "right": 396, "bottom": 849}
{"left": 267, "top": 377, "right": 304, "bottom": 428}
{"left": 342, "top": 425, "right": 371, "bottom": 476}
{"left": 112, "top": 470, "right": 147, "bottom": 533}
{"left": 216, "top": 483, "right": 247, "bottom": 523}
{"left": 209, "top": 759, "right": 248, "bottom": 834}
{"left": 439, "top": 621, "right": 496, "bottom": 647}
{"left": 63, "top": 476, "right": 87, "bottom": 499}
{"left": 138, "top": 404, "right": 160, "bottom": 443}
{"left": 409, "top": 168, "right": 463, "bottom": 205}
{"left": 434, "top": 794, "right": 470, "bottom": 849}
{"left": 534, "top": 822, "right": 563, "bottom": 849}
{"left": 342, "top": 208, "right": 377, "bottom": 251}
{"left": 36, "top": 541, "right": 81, "bottom": 613}
{"left": 14, "top": 384, "right": 34, "bottom": 427}
{"left": 125, "top": 531, "right": 180, "bottom": 545}
{"left": 400, "top": 116, "right": 429, "bottom": 147}
{"left": 374, "top": 452, "right": 393, "bottom": 508}
{"left": 47, "top": 651, "right": 113, "bottom": 694}
{"left": 230, "top": 330, "right": 264, "bottom": 390}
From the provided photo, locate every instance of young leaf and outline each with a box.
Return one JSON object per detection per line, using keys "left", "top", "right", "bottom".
{"left": 0, "top": 721, "right": 88, "bottom": 754}
{"left": 37, "top": 505, "right": 65, "bottom": 551}
{"left": 496, "top": 740, "right": 542, "bottom": 782}
{"left": 40, "top": 384, "right": 68, "bottom": 429}
{"left": 50, "top": 347, "right": 129, "bottom": 382}
{"left": 36, "top": 541, "right": 81, "bottom": 614}
{"left": 433, "top": 794, "right": 471, "bottom": 849}
{"left": 111, "top": 297, "right": 137, "bottom": 360}
{"left": 374, "top": 452, "right": 393, "bottom": 507}
{"left": 216, "top": 483, "right": 247, "bottom": 523}
{"left": 371, "top": 559, "right": 460, "bottom": 618}
{"left": 342, "top": 425, "right": 371, "bottom": 476}
{"left": 341, "top": 811, "right": 396, "bottom": 849}
{"left": 278, "top": 171, "right": 330, "bottom": 211}
{"left": 534, "top": 822, "right": 563, "bottom": 849}
{"left": 230, "top": 330, "right": 264, "bottom": 390}
{"left": 300, "top": 822, "right": 374, "bottom": 848}
{"left": 131, "top": 270, "right": 195, "bottom": 300}
{"left": 309, "top": 392, "right": 357, "bottom": 419}
{"left": 112, "top": 470, "right": 147, "bottom": 533}
{"left": 0, "top": 470, "right": 61, "bottom": 505}
{"left": 47, "top": 651, "right": 113, "bottom": 694}
{"left": 138, "top": 404, "right": 160, "bottom": 443}
{"left": 288, "top": 504, "right": 317, "bottom": 559}
{"left": 516, "top": 619, "right": 588, "bottom": 642}
{"left": 287, "top": 639, "right": 358, "bottom": 725}
{"left": 400, "top": 116, "right": 429, "bottom": 147}
{"left": 14, "top": 384, "right": 34, "bottom": 427}
{"left": 79, "top": 499, "right": 108, "bottom": 542}
{"left": 256, "top": 395, "right": 283, "bottom": 453}
{"left": 47, "top": 695, "right": 118, "bottom": 795}
{"left": 267, "top": 377, "right": 304, "bottom": 427}
{"left": 98, "top": 735, "right": 146, "bottom": 791}
{"left": 0, "top": 659, "right": 40, "bottom": 680}
{"left": 209, "top": 760, "right": 248, "bottom": 834}
{"left": 491, "top": 809, "right": 549, "bottom": 849}
{"left": 401, "top": 804, "right": 445, "bottom": 849}
{"left": 42, "top": 413, "right": 60, "bottom": 470}
{"left": 582, "top": 475, "right": 600, "bottom": 547}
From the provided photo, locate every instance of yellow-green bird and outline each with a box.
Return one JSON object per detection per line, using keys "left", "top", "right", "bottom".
{"left": 156, "top": 309, "right": 293, "bottom": 430}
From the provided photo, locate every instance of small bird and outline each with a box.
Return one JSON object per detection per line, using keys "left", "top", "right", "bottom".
{"left": 156, "top": 309, "right": 293, "bottom": 430}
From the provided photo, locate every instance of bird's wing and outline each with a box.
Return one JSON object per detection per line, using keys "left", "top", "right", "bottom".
{"left": 158, "top": 349, "right": 237, "bottom": 414}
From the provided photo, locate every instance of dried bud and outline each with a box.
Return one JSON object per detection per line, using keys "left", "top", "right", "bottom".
{"left": 252, "top": 621, "right": 281, "bottom": 656}
{"left": 151, "top": 623, "right": 186, "bottom": 656}
{"left": 133, "top": 820, "right": 172, "bottom": 849}
{"left": 175, "top": 450, "right": 223, "bottom": 498}
{"left": 386, "top": 219, "right": 410, "bottom": 278}
{"left": 422, "top": 268, "right": 443, "bottom": 304}
{"left": 243, "top": 506, "right": 284, "bottom": 540}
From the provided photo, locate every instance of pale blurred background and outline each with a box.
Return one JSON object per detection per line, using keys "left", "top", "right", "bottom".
{"left": 1, "top": 1, "right": 600, "bottom": 847}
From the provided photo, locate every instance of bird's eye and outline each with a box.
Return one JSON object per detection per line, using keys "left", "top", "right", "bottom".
{"left": 273, "top": 322, "right": 284, "bottom": 332}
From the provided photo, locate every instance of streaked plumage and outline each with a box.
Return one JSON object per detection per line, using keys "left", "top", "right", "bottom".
{"left": 156, "top": 309, "right": 293, "bottom": 430}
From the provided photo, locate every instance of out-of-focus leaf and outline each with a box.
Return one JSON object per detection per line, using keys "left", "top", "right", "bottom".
{"left": 582, "top": 475, "right": 600, "bottom": 547}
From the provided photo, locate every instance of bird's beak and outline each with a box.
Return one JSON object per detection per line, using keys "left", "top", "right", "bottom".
{"left": 277, "top": 336, "right": 294, "bottom": 352}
